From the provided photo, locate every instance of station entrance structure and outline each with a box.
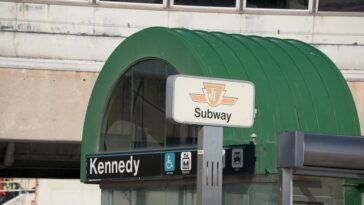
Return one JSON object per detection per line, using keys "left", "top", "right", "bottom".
{"left": 81, "top": 27, "right": 363, "bottom": 205}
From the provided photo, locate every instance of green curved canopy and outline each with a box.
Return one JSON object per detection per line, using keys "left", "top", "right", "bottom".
{"left": 81, "top": 27, "right": 360, "bottom": 181}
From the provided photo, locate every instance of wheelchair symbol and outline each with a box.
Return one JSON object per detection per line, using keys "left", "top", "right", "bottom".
{"left": 164, "top": 153, "right": 175, "bottom": 172}
{"left": 166, "top": 156, "right": 174, "bottom": 169}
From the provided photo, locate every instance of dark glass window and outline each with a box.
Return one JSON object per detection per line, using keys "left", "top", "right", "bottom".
{"left": 173, "top": 0, "right": 236, "bottom": 8}
{"left": 319, "top": 0, "right": 364, "bottom": 12}
{"left": 99, "top": 0, "right": 162, "bottom": 4}
{"left": 246, "top": 0, "right": 308, "bottom": 9}
{"left": 100, "top": 59, "right": 198, "bottom": 152}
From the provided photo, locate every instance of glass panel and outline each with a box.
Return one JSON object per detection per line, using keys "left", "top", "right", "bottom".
{"left": 101, "top": 186, "right": 197, "bottom": 205}
{"left": 223, "top": 182, "right": 278, "bottom": 204}
{"left": 166, "top": 123, "right": 197, "bottom": 148}
{"left": 173, "top": 0, "right": 236, "bottom": 8}
{"left": 101, "top": 180, "right": 279, "bottom": 205}
{"left": 101, "top": 69, "right": 133, "bottom": 152}
{"left": 100, "top": 59, "right": 198, "bottom": 152}
{"left": 101, "top": 175, "right": 362, "bottom": 205}
{"left": 132, "top": 60, "right": 168, "bottom": 150}
{"left": 246, "top": 0, "right": 308, "bottom": 9}
{"left": 318, "top": 0, "right": 364, "bottom": 12}
{"left": 99, "top": 0, "right": 163, "bottom": 4}
{"left": 293, "top": 176, "right": 345, "bottom": 205}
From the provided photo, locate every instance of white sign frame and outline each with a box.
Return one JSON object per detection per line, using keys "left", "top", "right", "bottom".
{"left": 166, "top": 75, "right": 255, "bottom": 128}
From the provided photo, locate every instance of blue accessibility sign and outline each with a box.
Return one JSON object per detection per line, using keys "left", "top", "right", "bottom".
{"left": 164, "top": 152, "right": 175, "bottom": 172}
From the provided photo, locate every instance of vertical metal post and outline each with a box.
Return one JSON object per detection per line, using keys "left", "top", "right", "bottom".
{"left": 360, "top": 186, "right": 364, "bottom": 205}
{"left": 197, "top": 126, "right": 223, "bottom": 205}
{"left": 278, "top": 168, "right": 293, "bottom": 205}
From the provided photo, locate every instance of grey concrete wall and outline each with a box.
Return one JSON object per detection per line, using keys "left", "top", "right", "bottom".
{"left": 0, "top": 67, "right": 98, "bottom": 141}
{"left": 0, "top": 1, "right": 364, "bottom": 73}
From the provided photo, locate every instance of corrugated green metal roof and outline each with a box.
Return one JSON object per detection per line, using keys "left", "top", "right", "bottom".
{"left": 81, "top": 27, "right": 360, "bottom": 181}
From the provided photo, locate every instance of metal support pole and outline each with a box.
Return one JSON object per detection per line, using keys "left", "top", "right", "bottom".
{"left": 197, "top": 126, "right": 223, "bottom": 205}
{"left": 278, "top": 168, "right": 293, "bottom": 205}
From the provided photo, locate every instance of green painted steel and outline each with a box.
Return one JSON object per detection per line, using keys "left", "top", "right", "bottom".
{"left": 81, "top": 27, "right": 360, "bottom": 182}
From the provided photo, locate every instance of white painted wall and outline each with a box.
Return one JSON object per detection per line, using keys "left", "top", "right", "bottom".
{"left": 37, "top": 179, "right": 100, "bottom": 205}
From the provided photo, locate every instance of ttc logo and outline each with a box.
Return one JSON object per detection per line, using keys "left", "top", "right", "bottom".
{"left": 190, "top": 83, "right": 238, "bottom": 107}
{"left": 164, "top": 153, "right": 175, "bottom": 172}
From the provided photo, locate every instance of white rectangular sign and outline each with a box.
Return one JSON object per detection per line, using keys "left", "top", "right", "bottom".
{"left": 166, "top": 75, "right": 255, "bottom": 128}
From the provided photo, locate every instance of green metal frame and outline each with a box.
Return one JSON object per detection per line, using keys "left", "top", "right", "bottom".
{"left": 81, "top": 27, "right": 360, "bottom": 189}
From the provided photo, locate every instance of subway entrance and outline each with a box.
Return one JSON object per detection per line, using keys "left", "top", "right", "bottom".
{"left": 81, "top": 27, "right": 364, "bottom": 205}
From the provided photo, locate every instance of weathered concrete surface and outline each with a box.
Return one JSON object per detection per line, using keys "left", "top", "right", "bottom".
{"left": 348, "top": 82, "right": 364, "bottom": 135}
{"left": 0, "top": 1, "right": 364, "bottom": 72}
{"left": 0, "top": 67, "right": 98, "bottom": 141}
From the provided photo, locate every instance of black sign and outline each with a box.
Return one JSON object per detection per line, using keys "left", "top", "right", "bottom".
{"left": 86, "top": 145, "right": 254, "bottom": 182}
